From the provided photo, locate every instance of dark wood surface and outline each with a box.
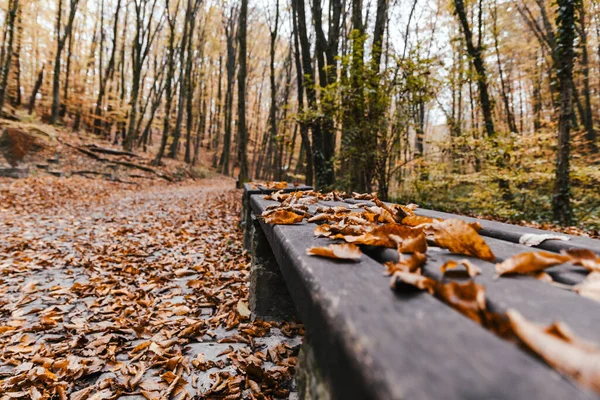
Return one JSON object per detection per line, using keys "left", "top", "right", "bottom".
{"left": 250, "top": 195, "right": 596, "bottom": 400}
{"left": 413, "top": 207, "right": 600, "bottom": 255}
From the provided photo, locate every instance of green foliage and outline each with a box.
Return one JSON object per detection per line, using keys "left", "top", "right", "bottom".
{"left": 394, "top": 131, "right": 600, "bottom": 233}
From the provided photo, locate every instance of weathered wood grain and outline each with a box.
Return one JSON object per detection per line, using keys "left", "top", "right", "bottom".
{"left": 249, "top": 195, "right": 595, "bottom": 400}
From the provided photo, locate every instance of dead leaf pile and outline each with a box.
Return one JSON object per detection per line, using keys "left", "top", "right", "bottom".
{"left": 0, "top": 178, "right": 303, "bottom": 399}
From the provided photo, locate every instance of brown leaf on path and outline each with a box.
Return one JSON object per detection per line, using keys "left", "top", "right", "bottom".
{"left": 306, "top": 243, "right": 362, "bottom": 261}
{"left": 440, "top": 259, "right": 482, "bottom": 278}
{"left": 507, "top": 309, "right": 600, "bottom": 394}
{"left": 262, "top": 209, "right": 304, "bottom": 225}
{"left": 432, "top": 219, "right": 495, "bottom": 261}
{"left": 495, "top": 251, "right": 571, "bottom": 276}
{"left": 564, "top": 249, "right": 600, "bottom": 272}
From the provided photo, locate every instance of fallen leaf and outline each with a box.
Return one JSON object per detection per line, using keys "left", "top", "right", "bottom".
{"left": 519, "top": 233, "right": 569, "bottom": 247}
{"left": 306, "top": 244, "right": 362, "bottom": 261}
{"left": 389, "top": 233, "right": 427, "bottom": 254}
{"left": 236, "top": 300, "right": 251, "bottom": 318}
{"left": 431, "top": 219, "right": 495, "bottom": 261}
{"left": 495, "top": 251, "right": 571, "bottom": 276}
{"left": 573, "top": 272, "right": 600, "bottom": 301}
{"left": 384, "top": 252, "right": 427, "bottom": 274}
{"left": 564, "top": 249, "right": 600, "bottom": 272}
{"left": 507, "top": 309, "right": 600, "bottom": 394}
{"left": 434, "top": 280, "right": 487, "bottom": 325}
{"left": 390, "top": 270, "right": 435, "bottom": 293}
{"left": 343, "top": 224, "right": 423, "bottom": 248}
{"left": 440, "top": 259, "right": 482, "bottom": 278}
{"left": 263, "top": 210, "right": 304, "bottom": 225}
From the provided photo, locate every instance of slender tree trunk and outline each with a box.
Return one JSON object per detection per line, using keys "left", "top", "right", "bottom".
{"left": 220, "top": 10, "right": 236, "bottom": 176}
{"left": 553, "top": 0, "right": 577, "bottom": 224}
{"left": 236, "top": 0, "right": 249, "bottom": 185}
{"left": 453, "top": 0, "right": 495, "bottom": 137}
{"left": 578, "top": 2, "right": 597, "bottom": 153}
{"left": 51, "top": 0, "right": 79, "bottom": 125}
{"left": 28, "top": 65, "right": 44, "bottom": 114}
{"left": 0, "top": 0, "right": 19, "bottom": 112}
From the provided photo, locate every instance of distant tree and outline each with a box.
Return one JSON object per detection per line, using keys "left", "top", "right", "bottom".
{"left": 553, "top": 0, "right": 579, "bottom": 224}
{"left": 50, "top": 0, "right": 80, "bottom": 125}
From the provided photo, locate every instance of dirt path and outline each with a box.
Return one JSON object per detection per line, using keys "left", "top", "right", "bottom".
{"left": 0, "top": 177, "right": 302, "bottom": 399}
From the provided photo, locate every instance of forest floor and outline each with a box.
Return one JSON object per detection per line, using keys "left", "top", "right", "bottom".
{"left": 0, "top": 174, "right": 303, "bottom": 399}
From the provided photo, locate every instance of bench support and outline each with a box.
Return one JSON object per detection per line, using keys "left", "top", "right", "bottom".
{"left": 249, "top": 217, "right": 297, "bottom": 321}
{"left": 296, "top": 339, "right": 333, "bottom": 400}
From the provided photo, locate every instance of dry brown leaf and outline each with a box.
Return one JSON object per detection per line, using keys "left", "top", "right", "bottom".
{"left": 507, "top": 309, "right": 600, "bottom": 394}
{"left": 384, "top": 252, "right": 428, "bottom": 274}
{"left": 564, "top": 249, "right": 600, "bottom": 272}
{"left": 236, "top": 300, "right": 251, "bottom": 318}
{"left": 390, "top": 270, "right": 435, "bottom": 293}
{"left": 306, "top": 243, "right": 362, "bottom": 261}
{"left": 434, "top": 280, "right": 487, "bottom": 325}
{"left": 440, "top": 259, "right": 482, "bottom": 278}
{"left": 263, "top": 210, "right": 304, "bottom": 225}
{"left": 343, "top": 223, "right": 423, "bottom": 248}
{"left": 431, "top": 219, "right": 495, "bottom": 261}
{"left": 495, "top": 251, "right": 571, "bottom": 276}
{"left": 573, "top": 272, "right": 600, "bottom": 301}
{"left": 401, "top": 214, "right": 437, "bottom": 227}
{"left": 389, "top": 233, "right": 427, "bottom": 253}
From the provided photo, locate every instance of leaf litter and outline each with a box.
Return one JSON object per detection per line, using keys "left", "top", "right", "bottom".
{"left": 0, "top": 177, "right": 303, "bottom": 399}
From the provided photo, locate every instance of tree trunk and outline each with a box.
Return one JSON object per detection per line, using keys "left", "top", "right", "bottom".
{"left": 0, "top": 0, "right": 19, "bottom": 112}
{"left": 553, "top": 0, "right": 576, "bottom": 224}
{"left": 236, "top": 0, "right": 249, "bottom": 185}
{"left": 453, "top": 0, "right": 495, "bottom": 137}
{"left": 51, "top": 0, "right": 79, "bottom": 125}
{"left": 577, "top": 2, "right": 597, "bottom": 153}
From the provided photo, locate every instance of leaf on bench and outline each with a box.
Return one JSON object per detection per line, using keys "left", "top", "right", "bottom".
{"left": 384, "top": 252, "right": 427, "bottom": 274}
{"left": 389, "top": 232, "right": 428, "bottom": 253}
{"left": 342, "top": 224, "right": 424, "bottom": 248}
{"left": 495, "top": 251, "right": 571, "bottom": 276}
{"left": 306, "top": 244, "right": 362, "bottom": 261}
{"left": 431, "top": 219, "right": 496, "bottom": 261}
{"left": 262, "top": 210, "right": 304, "bottom": 225}
{"left": 507, "top": 309, "right": 600, "bottom": 394}
{"left": 519, "top": 233, "right": 569, "bottom": 247}
{"left": 440, "top": 259, "right": 482, "bottom": 278}
{"left": 564, "top": 249, "right": 600, "bottom": 272}
{"left": 573, "top": 272, "right": 600, "bottom": 301}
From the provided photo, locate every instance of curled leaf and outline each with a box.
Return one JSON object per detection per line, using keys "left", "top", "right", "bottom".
{"left": 384, "top": 252, "right": 427, "bottom": 274}
{"left": 432, "top": 219, "right": 495, "bottom": 261}
{"left": 263, "top": 210, "right": 304, "bottom": 225}
{"left": 495, "top": 251, "right": 570, "bottom": 276}
{"left": 343, "top": 223, "right": 423, "bottom": 248}
{"left": 389, "top": 233, "right": 427, "bottom": 253}
{"left": 564, "top": 249, "right": 600, "bottom": 272}
{"left": 519, "top": 233, "right": 569, "bottom": 247}
{"left": 573, "top": 272, "right": 600, "bottom": 301}
{"left": 507, "top": 309, "right": 600, "bottom": 394}
{"left": 390, "top": 270, "right": 435, "bottom": 293}
{"left": 440, "top": 259, "right": 482, "bottom": 278}
{"left": 306, "top": 243, "right": 362, "bottom": 261}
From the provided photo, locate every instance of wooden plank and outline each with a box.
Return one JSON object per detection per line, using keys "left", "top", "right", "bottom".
{"left": 366, "top": 236, "right": 600, "bottom": 343}
{"left": 413, "top": 207, "right": 600, "bottom": 255}
{"left": 250, "top": 195, "right": 594, "bottom": 400}
{"left": 341, "top": 198, "right": 600, "bottom": 254}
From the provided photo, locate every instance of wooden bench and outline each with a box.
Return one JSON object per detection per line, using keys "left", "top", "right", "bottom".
{"left": 242, "top": 184, "right": 600, "bottom": 400}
